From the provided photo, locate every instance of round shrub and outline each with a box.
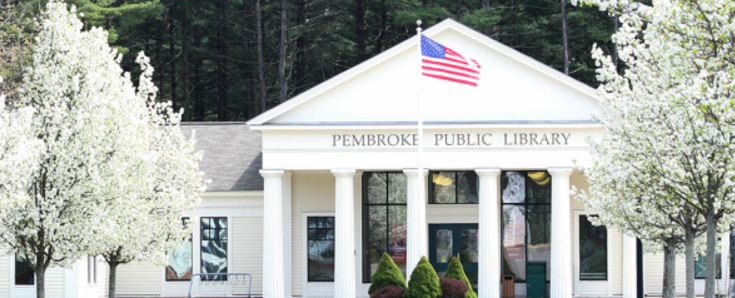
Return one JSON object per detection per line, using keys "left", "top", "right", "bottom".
{"left": 443, "top": 257, "right": 477, "bottom": 298}
{"left": 369, "top": 253, "right": 406, "bottom": 294}
{"left": 440, "top": 278, "right": 469, "bottom": 298}
{"left": 403, "top": 256, "right": 442, "bottom": 298}
{"left": 371, "top": 285, "right": 407, "bottom": 298}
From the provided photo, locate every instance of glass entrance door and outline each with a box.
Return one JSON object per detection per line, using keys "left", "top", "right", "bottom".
{"left": 429, "top": 224, "right": 479, "bottom": 290}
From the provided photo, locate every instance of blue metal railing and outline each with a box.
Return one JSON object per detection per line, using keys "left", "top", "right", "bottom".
{"left": 188, "top": 273, "right": 252, "bottom": 298}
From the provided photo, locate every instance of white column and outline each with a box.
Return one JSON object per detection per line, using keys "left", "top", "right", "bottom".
{"left": 261, "top": 169, "right": 286, "bottom": 298}
{"left": 404, "top": 169, "right": 429, "bottom": 278}
{"left": 332, "top": 169, "right": 357, "bottom": 298}
{"left": 622, "top": 233, "right": 637, "bottom": 298}
{"left": 549, "top": 167, "right": 573, "bottom": 298}
{"left": 476, "top": 168, "right": 501, "bottom": 298}
{"left": 721, "top": 232, "right": 730, "bottom": 289}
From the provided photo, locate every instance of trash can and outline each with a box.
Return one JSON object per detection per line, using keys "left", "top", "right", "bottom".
{"left": 527, "top": 262, "right": 546, "bottom": 298}
{"left": 502, "top": 275, "right": 515, "bottom": 298}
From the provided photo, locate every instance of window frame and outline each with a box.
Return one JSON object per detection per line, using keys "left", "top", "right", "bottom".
{"left": 87, "top": 255, "right": 97, "bottom": 284}
{"left": 166, "top": 217, "right": 193, "bottom": 282}
{"left": 200, "top": 216, "right": 228, "bottom": 281}
{"left": 362, "top": 172, "right": 408, "bottom": 283}
{"left": 500, "top": 170, "right": 552, "bottom": 284}
{"left": 306, "top": 215, "right": 336, "bottom": 282}
{"left": 428, "top": 171, "right": 479, "bottom": 204}
{"left": 578, "top": 215, "right": 608, "bottom": 281}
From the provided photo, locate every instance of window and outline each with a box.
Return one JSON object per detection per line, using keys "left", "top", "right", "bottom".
{"left": 430, "top": 171, "right": 479, "bottom": 204}
{"left": 501, "top": 171, "right": 551, "bottom": 283}
{"left": 695, "top": 253, "right": 721, "bottom": 279}
{"left": 362, "top": 172, "right": 407, "bottom": 282}
{"left": 167, "top": 218, "right": 193, "bottom": 281}
{"left": 201, "top": 217, "right": 227, "bottom": 280}
{"left": 308, "top": 217, "right": 335, "bottom": 281}
{"left": 87, "top": 255, "right": 97, "bottom": 284}
{"left": 15, "top": 252, "right": 33, "bottom": 285}
{"left": 579, "top": 215, "right": 608, "bottom": 280}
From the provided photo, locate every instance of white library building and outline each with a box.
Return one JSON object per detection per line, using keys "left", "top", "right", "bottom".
{"left": 1, "top": 19, "right": 733, "bottom": 298}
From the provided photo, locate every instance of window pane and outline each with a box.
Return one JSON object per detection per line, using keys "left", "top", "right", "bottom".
{"left": 201, "top": 217, "right": 227, "bottom": 281}
{"left": 388, "top": 205, "right": 407, "bottom": 276}
{"left": 308, "top": 217, "right": 335, "bottom": 281}
{"left": 579, "top": 215, "right": 607, "bottom": 280}
{"left": 435, "top": 229, "right": 453, "bottom": 263}
{"left": 367, "top": 206, "right": 388, "bottom": 277}
{"left": 388, "top": 173, "right": 407, "bottom": 204}
{"left": 695, "top": 253, "right": 721, "bottom": 279}
{"left": 527, "top": 172, "right": 551, "bottom": 203}
{"left": 461, "top": 228, "right": 479, "bottom": 263}
{"left": 167, "top": 238, "right": 193, "bottom": 281}
{"left": 433, "top": 172, "right": 456, "bottom": 203}
{"left": 15, "top": 253, "right": 33, "bottom": 285}
{"left": 457, "top": 171, "right": 479, "bottom": 204}
{"left": 527, "top": 205, "right": 551, "bottom": 281}
{"left": 366, "top": 173, "right": 388, "bottom": 204}
{"left": 502, "top": 172, "right": 526, "bottom": 203}
{"left": 503, "top": 205, "right": 526, "bottom": 281}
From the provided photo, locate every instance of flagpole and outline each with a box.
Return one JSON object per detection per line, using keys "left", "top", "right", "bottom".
{"left": 415, "top": 19, "right": 426, "bottom": 262}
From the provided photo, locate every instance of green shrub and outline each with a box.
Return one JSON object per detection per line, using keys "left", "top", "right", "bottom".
{"left": 369, "top": 253, "right": 406, "bottom": 294}
{"left": 444, "top": 257, "right": 477, "bottom": 298}
{"left": 403, "top": 256, "right": 442, "bottom": 298}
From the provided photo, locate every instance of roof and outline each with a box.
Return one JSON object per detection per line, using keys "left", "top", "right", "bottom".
{"left": 247, "top": 18, "right": 599, "bottom": 126}
{"left": 180, "top": 122, "right": 263, "bottom": 191}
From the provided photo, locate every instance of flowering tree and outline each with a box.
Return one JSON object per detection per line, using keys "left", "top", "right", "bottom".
{"left": 574, "top": 1, "right": 735, "bottom": 298}
{"left": 92, "top": 54, "right": 206, "bottom": 298}
{"left": 0, "top": 2, "right": 205, "bottom": 298}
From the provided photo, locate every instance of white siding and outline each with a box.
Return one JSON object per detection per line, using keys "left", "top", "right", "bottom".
{"left": 116, "top": 261, "right": 162, "bottom": 295}
{"left": 608, "top": 230, "right": 624, "bottom": 294}
{"left": 78, "top": 257, "right": 109, "bottom": 298}
{"left": 0, "top": 252, "right": 9, "bottom": 297}
{"left": 45, "top": 267, "right": 65, "bottom": 298}
{"left": 291, "top": 172, "right": 335, "bottom": 296}
{"left": 232, "top": 217, "right": 264, "bottom": 296}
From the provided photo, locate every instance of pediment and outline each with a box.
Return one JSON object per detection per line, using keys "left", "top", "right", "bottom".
{"left": 248, "top": 19, "right": 601, "bottom": 126}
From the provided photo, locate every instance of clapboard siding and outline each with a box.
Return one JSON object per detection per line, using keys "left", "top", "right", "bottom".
{"left": 232, "top": 217, "right": 264, "bottom": 296}
{"left": 116, "top": 261, "right": 161, "bottom": 295}
{"left": 0, "top": 252, "right": 10, "bottom": 297}
{"left": 45, "top": 267, "right": 65, "bottom": 298}
{"left": 291, "top": 172, "right": 335, "bottom": 296}
{"left": 609, "top": 229, "right": 623, "bottom": 294}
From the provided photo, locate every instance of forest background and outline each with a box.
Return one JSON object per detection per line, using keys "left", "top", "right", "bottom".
{"left": 0, "top": 0, "right": 632, "bottom": 121}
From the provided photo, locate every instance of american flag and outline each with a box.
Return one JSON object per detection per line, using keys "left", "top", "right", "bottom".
{"left": 421, "top": 35, "right": 481, "bottom": 87}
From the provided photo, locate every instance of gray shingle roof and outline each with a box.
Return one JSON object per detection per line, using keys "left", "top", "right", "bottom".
{"left": 180, "top": 122, "right": 263, "bottom": 191}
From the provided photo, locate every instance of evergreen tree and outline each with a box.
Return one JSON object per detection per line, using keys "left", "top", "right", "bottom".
{"left": 403, "top": 257, "right": 442, "bottom": 298}
{"left": 369, "top": 253, "right": 407, "bottom": 294}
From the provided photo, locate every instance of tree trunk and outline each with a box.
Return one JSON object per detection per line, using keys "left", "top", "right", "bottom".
{"left": 685, "top": 228, "right": 695, "bottom": 298}
{"left": 354, "top": 0, "right": 366, "bottom": 62}
{"left": 216, "top": 20, "right": 228, "bottom": 121}
{"left": 169, "top": 2, "right": 177, "bottom": 110}
{"left": 256, "top": 0, "right": 266, "bottom": 112}
{"left": 278, "top": 0, "right": 287, "bottom": 104}
{"left": 35, "top": 254, "right": 46, "bottom": 298}
{"left": 294, "top": 0, "right": 306, "bottom": 95}
{"left": 561, "top": 0, "right": 569, "bottom": 75}
{"left": 182, "top": 4, "right": 191, "bottom": 121}
{"left": 108, "top": 262, "right": 118, "bottom": 298}
{"left": 705, "top": 211, "right": 718, "bottom": 298}
{"left": 663, "top": 239, "right": 677, "bottom": 298}
{"left": 482, "top": 0, "right": 492, "bottom": 36}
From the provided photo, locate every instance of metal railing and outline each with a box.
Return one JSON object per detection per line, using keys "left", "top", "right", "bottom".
{"left": 188, "top": 273, "right": 252, "bottom": 298}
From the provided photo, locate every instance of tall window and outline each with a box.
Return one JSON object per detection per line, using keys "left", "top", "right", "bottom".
{"left": 201, "top": 217, "right": 227, "bottom": 280}
{"left": 430, "top": 171, "right": 479, "bottom": 204}
{"left": 579, "top": 215, "right": 608, "bottom": 280}
{"left": 308, "top": 217, "right": 335, "bottom": 281}
{"left": 15, "top": 253, "right": 33, "bottom": 285}
{"left": 363, "top": 172, "right": 407, "bottom": 282}
{"left": 87, "top": 255, "right": 97, "bottom": 284}
{"left": 167, "top": 218, "right": 193, "bottom": 281}
{"left": 501, "top": 171, "right": 551, "bottom": 283}
{"left": 695, "top": 253, "right": 721, "bottom": 279}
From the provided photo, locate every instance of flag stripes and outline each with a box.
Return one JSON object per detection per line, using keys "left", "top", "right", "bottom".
{"left": 420, "top": 35, "right": 481, "bottom": 87}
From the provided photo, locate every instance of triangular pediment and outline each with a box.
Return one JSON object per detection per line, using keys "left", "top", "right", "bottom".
{"left": 247, "top": 19, "right": 601, "bottom": 126}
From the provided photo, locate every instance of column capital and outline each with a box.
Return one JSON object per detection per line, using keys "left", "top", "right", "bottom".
{"left": 475, "top": 168, "right": 501, "bottom": 177}
{"left": 547, "top": 167, "right": 573, "bottom": 177}
{"left": 260, "top": 169, "right": 286, "bottom": 179}
{"left": 403, "top": 168, "right": 429, "bottom": 177}
{"left": 331, "top": 169, "right": 356, "bottom": 178}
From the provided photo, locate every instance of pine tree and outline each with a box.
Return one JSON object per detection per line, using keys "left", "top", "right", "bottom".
{"left": 369, "top": 253, "right": 406, "bottom": 294}
{"left": 444, "top": 257, "right": 476, "bottom": 298}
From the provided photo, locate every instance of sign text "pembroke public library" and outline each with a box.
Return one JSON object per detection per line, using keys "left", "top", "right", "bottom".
{"left": 332, "top": 133, "right": 572, "bottom": 147}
